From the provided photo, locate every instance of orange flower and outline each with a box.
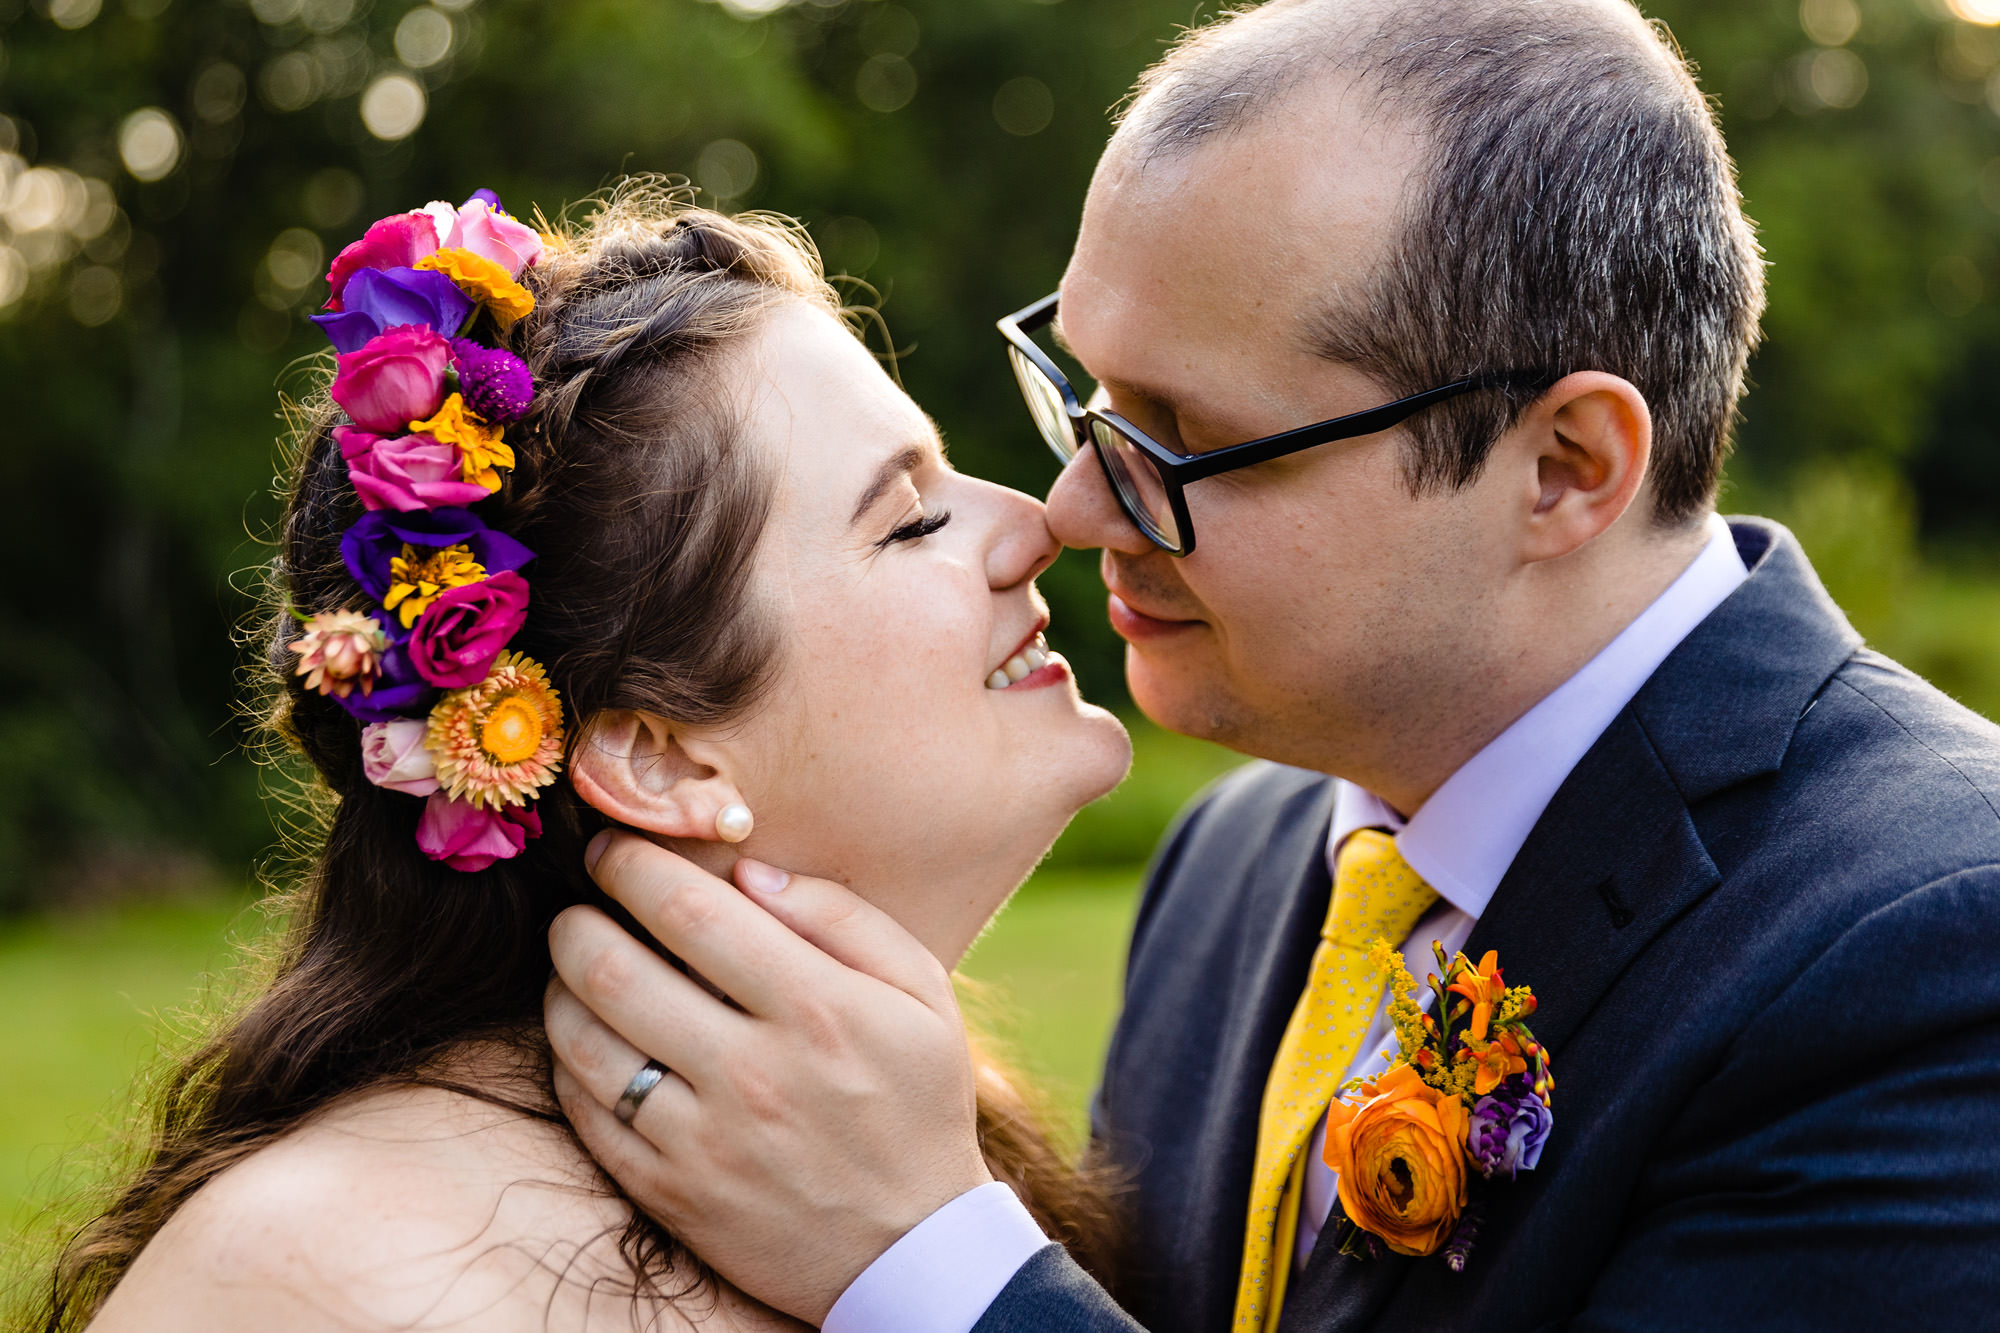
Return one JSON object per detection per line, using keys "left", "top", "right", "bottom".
{"left": 417, "top": 246, "right": 535, "bottom": 329}
{"left": 1323, "top": 1063, "right": 1469, "bottom": 1256}
{"left": 1448, "top": 949, "right": 1506, "bottom": 1042}
{"left": 1460, "top": 1030, "right": 1530, "bottom": 1097}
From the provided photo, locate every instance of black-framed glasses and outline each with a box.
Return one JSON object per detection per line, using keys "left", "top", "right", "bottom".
{"left": 998, "top": 291, "right": 1549, "bottom": 556}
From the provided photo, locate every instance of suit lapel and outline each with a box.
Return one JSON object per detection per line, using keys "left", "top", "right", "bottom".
{"left": 1180, "top": 778, "right": 1340, "bottom": 1329}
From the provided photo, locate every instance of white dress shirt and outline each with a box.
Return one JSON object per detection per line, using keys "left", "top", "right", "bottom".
{"left": 825, "top": 515, "right": 1750, "bottom": 1333}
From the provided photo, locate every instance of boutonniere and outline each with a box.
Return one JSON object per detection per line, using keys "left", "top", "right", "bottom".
{"left": 1322, "top": 941, "right": 1554, "bottom": 1271}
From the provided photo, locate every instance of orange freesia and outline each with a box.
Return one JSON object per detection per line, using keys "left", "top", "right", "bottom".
{"left": 1323, "top": 1063, "right": 1469, "bottom": 1256}
{"left": 1448, "top": 949, "right": 1506, "bottom": 1041}
{"left": 1460, "top": 1030, "right": 1529, "bottom": 1096}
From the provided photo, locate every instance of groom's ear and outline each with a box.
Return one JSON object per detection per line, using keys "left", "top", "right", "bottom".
{"left": 570, "top": 710, "right": 747, "bottom": 842}
{"left": 1511, "top": 370, "right": 1654, "bottom": 563}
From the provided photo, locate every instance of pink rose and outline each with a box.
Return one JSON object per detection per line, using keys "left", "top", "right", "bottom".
{"left": 407, "top": 570, "right": 530, "bottom": 688}
{"left": 361, "top": 718, "right": 439, "bottom": 796}
{"left": 416, "top": 792, "right": 542, "bottom": 871}
{"left": 336, "top": 426, "right": 492, "bottom": 512}
{"left": 324, "top": 211, "right": 441, "bottom": 311}
{"left": 444, "top": 198, "right": 543, "bottom": 277}
{"left": 331, "top": 326, "right": 450, "bottom": 433}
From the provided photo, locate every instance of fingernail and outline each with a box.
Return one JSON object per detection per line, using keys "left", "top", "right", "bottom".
{"left": 738, "top": 858, "right": 791, "bottom": 894}
{"left": 585, "top": 829, "right": 612, "bottom": 874}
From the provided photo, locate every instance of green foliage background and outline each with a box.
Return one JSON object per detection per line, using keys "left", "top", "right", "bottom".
{"left": 1, "top": 0, "right": 1998, "bottom": 905}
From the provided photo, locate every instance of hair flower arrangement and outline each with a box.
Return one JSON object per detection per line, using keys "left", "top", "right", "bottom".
{"left": 1322, "top": 941, "right": 1554, "bottom": 1271}
{"left": 292, "top": 190, "right": 563, "bottom": 872}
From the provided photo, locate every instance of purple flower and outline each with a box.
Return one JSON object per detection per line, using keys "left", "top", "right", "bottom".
{"left": 1467, "top": 1077, "right": 1553, "bottom": 1181}
{"left": 331, "top": 637, "right": 436, "bottom": 723}
{"left": 451, "top": 339, "right": 535, "bottom": 424}
{"left": 339, "top": 507, "right": 535, "bottom": 605}
{"left": 313, "top": 267, "right": 474, "bottom": 354}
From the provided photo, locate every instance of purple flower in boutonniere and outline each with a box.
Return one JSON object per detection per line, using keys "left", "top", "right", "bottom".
{"left": 1468, "top": 1076, "right": 1553, "bottom": 1180}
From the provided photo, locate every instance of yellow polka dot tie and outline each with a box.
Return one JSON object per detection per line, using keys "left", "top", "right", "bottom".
{"left": 1231, "top": 829, "right": 1438, "bottom": 1332}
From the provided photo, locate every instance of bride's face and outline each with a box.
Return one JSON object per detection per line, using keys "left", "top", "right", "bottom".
{"left": 714, "top": 304, "right": 1131, "bottom": 962}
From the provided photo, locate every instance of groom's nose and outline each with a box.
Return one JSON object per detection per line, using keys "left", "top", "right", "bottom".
{"left": 1046, "top": 444, "right": 1156, "bottom": 556}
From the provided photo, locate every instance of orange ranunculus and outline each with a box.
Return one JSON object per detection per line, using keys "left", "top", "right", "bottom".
{"left": 1323, "top": 1063, "right": 1469, "bottom": 1257}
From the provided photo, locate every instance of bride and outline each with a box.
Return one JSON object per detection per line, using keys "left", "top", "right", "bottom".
{"left": 47, "top": 181, "right": 1133, "bottom": 1331}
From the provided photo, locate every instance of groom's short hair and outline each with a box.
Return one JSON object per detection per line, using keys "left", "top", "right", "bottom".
{"left": 1117, "top": 0, "right": 1766, "bottom": 525}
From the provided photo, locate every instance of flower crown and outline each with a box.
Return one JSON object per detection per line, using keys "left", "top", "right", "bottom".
{"left": 287, "top": 189, "right": 564, "bottom": 873}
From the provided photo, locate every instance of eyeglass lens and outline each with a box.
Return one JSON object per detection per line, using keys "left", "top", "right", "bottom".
{"left": 1086, "top": 417, "right": 1183, "bottom": 551}
{"left": 1007, "top": 348, "right": 1078, "bottom": 464}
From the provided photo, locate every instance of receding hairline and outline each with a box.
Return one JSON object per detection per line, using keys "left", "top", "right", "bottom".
{"left": 1112, "top": 0, "right": 1683, "bottom": 166}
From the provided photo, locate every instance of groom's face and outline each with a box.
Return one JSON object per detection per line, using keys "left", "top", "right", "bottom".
{"left": 1048, "top": 86, "right": 1518, "bottom": 782}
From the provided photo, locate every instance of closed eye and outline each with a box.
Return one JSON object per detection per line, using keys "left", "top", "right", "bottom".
{"left": 878, "top": 509, "right": 952, "bottom": 548}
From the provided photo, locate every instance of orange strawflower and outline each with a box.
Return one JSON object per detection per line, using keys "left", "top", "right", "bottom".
{"left": 425, "top": 651, "right": 565, "bottom": 810}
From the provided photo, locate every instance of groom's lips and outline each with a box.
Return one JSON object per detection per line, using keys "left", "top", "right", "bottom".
{"left": 1107, "top": 592, "right": 1202, "bottom": 642}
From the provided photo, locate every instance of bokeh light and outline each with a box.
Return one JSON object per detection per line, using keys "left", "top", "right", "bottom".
{"left": 696, "top": 138, "right": 759, "bottom": 200}
{"left": 395, "top": 7, "right": 455, "bottom": 69}
{"left": 993, "top": 76, "right": 1055, "bottom": 137}
{"left": 360, "top": 72, "right": 427, "bottom": 141}
{"left": 47, "top": 0, "right": 102, "bottom": 31}
{"left": 856, "top": 54, "right": 917, "bottom": 113}
{"left": 117, "top": 108, "right": 184, "bottom": 183}
{"left": 1799, "top": 0, "right": 1860, "bottom": 47}
{"left": 1947, "top": 0, "right": 2000, "bottom": 25}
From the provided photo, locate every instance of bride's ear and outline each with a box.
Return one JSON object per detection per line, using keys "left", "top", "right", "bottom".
{"left": 569, "top": 710, "right": 747, "bottom": 842}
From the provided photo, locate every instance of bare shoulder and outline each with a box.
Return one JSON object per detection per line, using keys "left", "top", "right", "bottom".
{"left": 87, "top": 1082, "right": 804, "bottom": 1333}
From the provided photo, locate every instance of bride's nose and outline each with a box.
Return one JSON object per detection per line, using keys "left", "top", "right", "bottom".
{"left": 976, "top": 478, "right": 1061, "bottom": 590}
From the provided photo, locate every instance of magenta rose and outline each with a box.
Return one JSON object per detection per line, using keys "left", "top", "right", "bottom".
{"left": 337, "top": 426, "right": 492, "bottom": 512}
{"left": 330, "top": 326, "right": 450, "bottom": 433}
{"left": 324, "top": 210, "right": 441, "bottom": 310}
{"left": 443, "top": 196, "right": 543, "bottom": 277}
{"left": 360, "top": 718, "right": 439, "bottom": 796}
{"left": 407, "top": 570, "right": 530, "bottom": 688}
{"left": 416, "top": 792, "right": 542, "bottom": 871}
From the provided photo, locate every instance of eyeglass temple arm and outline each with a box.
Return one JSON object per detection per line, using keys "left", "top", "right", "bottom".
{"left": 1171, "top": 375, "right": 1537, "bottom": 481}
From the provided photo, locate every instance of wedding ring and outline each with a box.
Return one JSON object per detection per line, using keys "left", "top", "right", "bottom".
{"left": 613, "top": 1058, "right": 669, "bottom": 1126}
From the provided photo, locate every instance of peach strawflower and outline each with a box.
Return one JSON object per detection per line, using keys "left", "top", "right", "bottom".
{"left": 425, "top": 651, "right": 565, "bottom": 810}
{"left": 289, "top": 609, "right": 387, "bottom": 699}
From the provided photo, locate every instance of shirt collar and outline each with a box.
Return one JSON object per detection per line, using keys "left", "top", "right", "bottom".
{"left": 1328, "top": 513, "right": 1749, "bottom": 919}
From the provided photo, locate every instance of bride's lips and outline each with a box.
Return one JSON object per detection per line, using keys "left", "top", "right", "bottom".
{"left": 1107, "top": 592, "right": 1202, "bottom": 643}
{"left": 986, "top": 620, "right": 1069, "bottom": 691}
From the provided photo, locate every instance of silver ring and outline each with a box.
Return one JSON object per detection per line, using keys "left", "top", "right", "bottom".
{"left": 613, "top": 1059, "right": 669, "bottom": 1126}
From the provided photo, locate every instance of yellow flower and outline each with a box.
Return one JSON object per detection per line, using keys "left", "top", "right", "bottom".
{"left": 1324, "top": 1063, "right": 1470, "bottom": 1257}
{"left": 385, "top": 542, "right": 487, "bottom": 628}
{"left": 417, "top": 246, "right": 535, "bottom": 330}
{"left": 426, "top": 651, "right": 565, "bottom": 810}
{"left": 409, "top": 392, "right": 515, "bottom": 492}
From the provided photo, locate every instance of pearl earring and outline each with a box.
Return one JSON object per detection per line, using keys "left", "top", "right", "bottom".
{"left": 714, "top": 803, "right": 754, "bottom": 843}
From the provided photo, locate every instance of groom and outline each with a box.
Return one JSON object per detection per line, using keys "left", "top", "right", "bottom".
{"left": 545, "top": 0, "right": 2000, "bottom": 1328}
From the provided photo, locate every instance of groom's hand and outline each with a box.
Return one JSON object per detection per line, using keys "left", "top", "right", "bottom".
{"left": 544, "top": 831, "right": 995, "bottom": 1325}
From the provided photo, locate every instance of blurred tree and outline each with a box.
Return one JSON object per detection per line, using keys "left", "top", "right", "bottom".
{"left": 0, "top": 0, "right": 1996, "bottom": 906}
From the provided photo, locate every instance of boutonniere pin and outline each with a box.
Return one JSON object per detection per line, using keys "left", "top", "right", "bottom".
{"left": 1322, "top": 941, "right": 1553, "bottom": 1271}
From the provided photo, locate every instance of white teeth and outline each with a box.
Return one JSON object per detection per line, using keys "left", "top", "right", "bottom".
{"left": 986, "top": 633, "right": 1056, "bottom": 689}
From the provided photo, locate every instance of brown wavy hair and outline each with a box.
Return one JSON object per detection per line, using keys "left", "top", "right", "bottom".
{"left": 35, "top": 180, "right": 1121, "bottom": 1329}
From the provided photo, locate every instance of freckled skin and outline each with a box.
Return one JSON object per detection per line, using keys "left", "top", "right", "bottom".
{"left": 686, "top": 304, "right": 1133, "bottom": 964}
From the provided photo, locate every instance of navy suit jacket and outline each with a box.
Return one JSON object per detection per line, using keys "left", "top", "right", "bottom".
{"left": 975, "top": 519, "right": 2000, "bottom": 1332}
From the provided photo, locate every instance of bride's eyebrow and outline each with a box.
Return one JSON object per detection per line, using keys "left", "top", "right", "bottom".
{"left": 849, "top": 443, "right": 928, "bottom": 526}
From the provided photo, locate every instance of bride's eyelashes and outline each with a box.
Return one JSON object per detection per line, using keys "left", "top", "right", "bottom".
{"left": 877, "top": 508, "right": 953, "bottom": 548}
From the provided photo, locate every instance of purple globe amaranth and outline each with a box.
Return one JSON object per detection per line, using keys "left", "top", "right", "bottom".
{"left": 1467, "top": 1076, "right": 1553, "bottom": 1181}
{"left": 451, "top": 339, "right": 535, "bottom": 424}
